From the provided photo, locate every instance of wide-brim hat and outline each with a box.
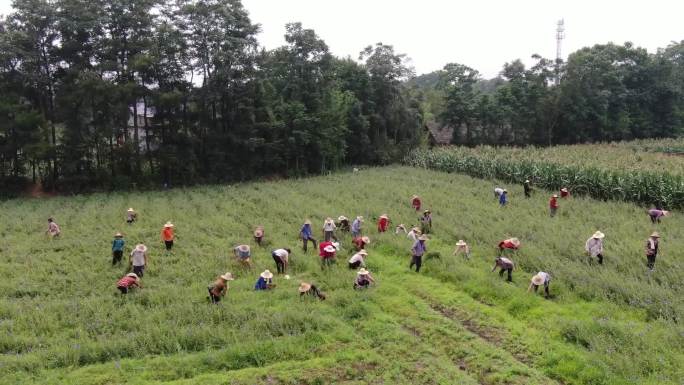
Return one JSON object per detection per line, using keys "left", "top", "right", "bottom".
{"left": 323, "top": 245, "right": 336, "bottom": 253}
{"left": 298, "top": 282, "right": 311, "bottom": 293}
{"left": 358, "top": 250, "right": 368, "bottom": 256}
{"left": 650, "top": 232, "right": 660, "bottom": 238}
{"left": 524, "top": 180, "right": 529, "bottom": 183}
{"left": 304, "top": 219, "right": 311, "bottom": 225}
{"left": 411, "top": 227, "right": 422, "bottom": 234}
{"left": 260, "top": 270, "right": 273, "bottom": 279}
{"left": 662, "top": 210, "right": 670, "bottom": 216}
{"left": 361, "top": 236, "right": 370, "bottom": 244}
{"left": 325, "top": 217, "right": 333, "bottom": 223}
{"left": 127, "top": 208, "right": 134, "bottom": 212}
{"left": 552, "top": 194, "right": 558, "bottom": 198}
{"left": 332, "top": 242, "right": 340, "bottom": 250}
{"left": 509, "top": 238, "right": 521, "bottom": 247}
{"left": 164, "top": 222, "right": 174, "bottom": 228}
{"left": 126, "top": 273, "right": 138, "bottom": 279}
{"left": 418, "top": 235, "right": 429, "bottom": 241}
{"left": 357, "top": 268, "right": 370, "bottom": 275}
{"left": 531, "top": 274, "right": 545, "bottom": 286}
{"left": 456, "top": 240, "right": 466, "bottom": 246}
{"left": 254, "top": 228, "right": 264, "bottom": 236}
{"left": 237, "top": 244, "right": 250, "bottom": 252}
{"left": 424, "top": 209, "right": 431, "bottom": 214}
{"left": 338, "top": 216, "right": 348, "bottom": 221}
{"left": 356, "top": 216, "right": 364, "bottom": 221}
{"left": 379, "top": 214, "right": 388, "bottom": 219}
{"left": 592, "top": 231, "right": 605, "bottom": 239}
{"left": 503, "top": 189, "right": 508, "bottom": 193}
{"left": 220, "top": 272, "right": 235, "bottom": 281}
{"left": 135, "top": 244, "right": 147, "bottom": 252}
{"left": 561, "top": 188, "right": 568, "bottom": 192}
{"left": 115, "top": 232, "right": 123, "bottom": 238}
{"left": 411, "top": 195, "right": 419, "bottom": 199}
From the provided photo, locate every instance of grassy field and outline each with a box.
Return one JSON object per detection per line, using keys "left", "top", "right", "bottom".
{"left": 1, "top": 166, "right": 682, "bottom": 385}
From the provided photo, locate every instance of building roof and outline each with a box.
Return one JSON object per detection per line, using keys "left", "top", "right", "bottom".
{"left": 425, "top": 121, "right": 454, "bottom": 145}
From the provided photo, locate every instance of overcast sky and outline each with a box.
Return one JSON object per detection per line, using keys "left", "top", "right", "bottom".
{"left": 1, "top": 0, "right": 682, "bottom": 78}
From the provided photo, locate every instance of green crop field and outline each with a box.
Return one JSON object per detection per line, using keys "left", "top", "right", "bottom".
{"left": 1, "top": 166, "right": 683, "bottom": 385}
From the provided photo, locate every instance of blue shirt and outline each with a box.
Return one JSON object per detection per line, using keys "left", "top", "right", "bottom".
{"left": 412, "top": 240, "right": 427, "bottom": 256}
{"left": 499, "top": 193, "right": 507, "bottom": 205}
{"left": 112, "top": 238, "right": 125, "bottom": 252}
{"left": 351, "top": 219, "right": 361, "bottom": 233}
{"left": 300, "top": 224, "right": 312, "bottom": 239}
{"left": 254, "top": 277, "right": 272, "bottom": 290}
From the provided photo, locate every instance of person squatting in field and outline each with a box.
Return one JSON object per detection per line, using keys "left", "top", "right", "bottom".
{"left": 323, "top": 217, "right": 337, "bottom": 242}
{"left": 126, "top": 208, "right": 137, "bottom": 224}
{"left": 299, "top": 282, "right": 326, "bottom": 300}
{"left": 161, "top": 222, "right": 175, "bottom": 250}
{"left": 646, "top": 232, "right": 660, "bottom": 271}
{"left": 348, "top": 249, "right": 368, "bottom": 269}
{"left": 208, "top": 272, "right": 234, "bottom": 304}
{"left": 647, "top": 208, "right": 669, "bottom": 224}
{"left": 112, "top": 232, "right": 125, "bottom": 265}
{"left": 410, "top": 235, "right": 428, "bottom": 272}
{"left": 300, "top": 220, "right": 317, "bottom": 252}
{"left": 47, "top": 217, "right": 60, "bottom": 237}
{"left": 253, "top": 225, "right": 264, "bottom": 246}
{"left": 117, "top": 273, "right": 142, "bottom": 294}
{"left": 453, "top": 240, "right": 470, "bottom": 260}
{"left": 354, "top": 268, "right": 375, "bottom": 289}
{"left": 234, "top": 244, "right": 252, "bottom": 267}
{"left": 549, "top": 194, "right": 559, "bottom": 217}
{"left": 377, "top": 214, "right": 390, "bottom": 233}
{"left": 254, "top": 270, "right": 275, "bottom": 290}
{"left": 130, "top": 244, "right": 148, "bottom": 277}
{"left": 271, "top": 248, "right": 290, "bottom": 274}
{"left": 352, "top": 236, "right": 370, "bottom": 251}
{"left": 585, "top": 231, "right": 605, "bottom": 265}
{"left": 492, "top": 256, "right": 515, "bottom": 282}
{"left": 498, "top": 237, "right": 520, "bottom": 253}
{"left": 528, "top": 271, "right": 551, "bottom": 298}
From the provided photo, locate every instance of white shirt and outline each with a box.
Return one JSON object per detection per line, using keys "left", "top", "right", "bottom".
{"left": 323, "top": 222, "right": 336, "bottom": 232}
{"left": 407, "top": 230, "right": 419, "bottom": 242}
{"left": 349, "top": 253, "right": 365, "bottom": 265}
{"left": 130, "top": 250, "right": 146, "bottom": 267}
{"left": 536, "top": 271, "right": 551, "bottom": 284}
{"left": 273, "top": 249, "right": 289, "bottom": 263}
{"left": 585, "top": 238, "right": 603, "bottom": 257}
{"left": 494, "top": 187, "right": 504, "bottom": 196}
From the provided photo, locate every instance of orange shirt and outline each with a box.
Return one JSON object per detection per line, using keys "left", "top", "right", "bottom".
{"left": 162, "top": 227, "right": 174, "bottom": 241}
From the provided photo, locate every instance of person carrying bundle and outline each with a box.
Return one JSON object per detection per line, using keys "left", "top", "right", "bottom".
{"left": 647, "top": 208, "right": 669, "bottom": 224}
{"left": 323, "top": 217, "right": 337, "bottom": 242}
{"left": 528, "top": 272, "right": 551, "bottom": 298}
{"left": 354, "top": 268, "right": 375, "bottom": 289}
{"left": 298, "top": 282, "right": 326, "bottom": 300}
{"left": 112, "top": 232, "right": 125, "bottom": 266}
{"left": 492, "top": 256, "right": 515, "bottom": 282}
{"left": 411, "top": 195, "right": 422, "bottom": 211}
{"left": 377, "top": 214, "right": 390, "bottom": 233}
{"left": 585, "top": 231, "right": 605, "bottom": 265}
{"left": 117, "top": 273, "right": 142, "bottom": 294}
{"left": 208, "top": 272, "right": 234, "bottom": 304}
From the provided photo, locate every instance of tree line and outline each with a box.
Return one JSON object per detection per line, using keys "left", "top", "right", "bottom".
{"left": 0, "top": 0, "right": 422, "bottom": 194}
{"left": 419, "top": 41, "right": 684, "bottom": 146}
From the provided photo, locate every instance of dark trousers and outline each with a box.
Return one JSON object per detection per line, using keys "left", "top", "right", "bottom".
{"left": 321, "top": 257, "right": 336, "bottom": 269}
{"left": 118, "top": 286, "right": 129, "bottom": 294}
{"left": 208, "top": 288, "right": 221, "bottom": 304}
{"left": 349, "top": 261, "right": 362, "bottom": 269}
{"left": 410, "top": 255, "right": 423, "bottom": 272}
{"left": 524, "top": 190, "right": 531, "bottom": 198}
{"left": 647, "top": 254, "right": 657, "bottom": 270}
{"left": 133, "top": 265, "right": 145, "bottom": 277}
{"left": 354, "top": 280, "right": 370, "bottom": 290}
{"left": 254, "top": 236, "right": 262, "bottom": 246}
{"left": 302, "top": 237, "right": 317, "bottom": 252}
{"left": 596, "top": 254, "right": 603, "bottom": 265}
{"left": 112, "top": 250, "right": 123, "bottom": 265}
{"left": 324, "top": 231, "right": 336, "bottom": 242}
{"left": 550, "top": 207, "right": 557, "bottom": 217}
{"left": 533, "top": 283, "right": 550, "bottom": 297}
{"left": 164, "top": 240, "right": 174, "bottom": 250}
{"left": 272, "top": 252, "right": 285, "bottom": 274}
{"left": 650, "top": 215, "right": 660, "bottom": 224}
{"left": 499, "top": 267, "right": 513, "bottom": 281}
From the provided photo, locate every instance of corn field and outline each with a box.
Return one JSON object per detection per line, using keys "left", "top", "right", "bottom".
{"left": 404, "top": 141, "right": 684, "bottom": 209}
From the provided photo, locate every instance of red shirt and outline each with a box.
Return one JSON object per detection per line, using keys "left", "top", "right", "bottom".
{"left": 377, "top": 217, "right": 388, "bottom": 232}
{"left": 117, "top": 276, "right": 138, "bottom": 288}
{"left": 319, "top": 241, "right": 335, "bottom": 258}
{"left": 550, "top": 197, "right": 558, "bottom": 209}
{"left": 560, "top": 190, "right": 570, "bottom": 198}
{"left": 352, "top": 238, "right": 367, "bottom": 250}
{"left": 412, "top": 198, "right": 421, "bottom": 210}
{"left": 498, "top": 240, "right": 518, "bottom": 250}
{"left": 162, "top": 228, "right": 174, "bottom": 241}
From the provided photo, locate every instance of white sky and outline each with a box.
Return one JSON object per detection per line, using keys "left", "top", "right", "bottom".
{"left": 1, "top": 0, "right": 682, "bottom": 78}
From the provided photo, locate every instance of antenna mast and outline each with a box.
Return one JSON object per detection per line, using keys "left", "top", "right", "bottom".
{"left": 555, "top": 19, "right": 565, "bottom": 85}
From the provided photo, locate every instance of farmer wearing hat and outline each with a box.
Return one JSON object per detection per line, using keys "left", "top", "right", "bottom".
{"left": 395, "top": 224, "right": 407, "bottom": 234}
{"left": 498, "top": 238, "right": 520, "bottom": 253}
{"left": 233, "top": 244, "right": 252, "bottom": 267}
{"left": 129, "top": 244, "right": 148, "bottom": 277}
{"left": 453, "top": 240, "right": 470, "bottom": 260}
{"left": 348, "top": 250, "right": 368, "bottom": 269}
{"left": 411, "top": 195, "right": 422, "bottom": 211}
{"left": 254, "top": 270, "right": 275, "bottom": 290}
{"left": 646, "top": 232, "right": 660, "bottom": 271}
{"left": 499, "top": 190, "right": 508, "bottom": 206}
{"left": 161, "top": 222, "right": 175, "bottom": 250}
{"left": 112, "top": 232, "right": 126, "bottom": 265}
{"left": 351, "top": 216, "right": 363, "bottom": 238}
{"left": 648, "top": 208, "right": 669, "bottom": 224}
{"left": 299, "top": 282, "right": 326, "bottom": 300}
{"left": 523, "top": 180, "right": 531, "bottom": 198}
{"left": 528, "top": 272, "right": 551, "bottom": 298}
{"left": 492, "top": 256, "right": 515, "bottom": 282}
{"left": 319, "top": 242, "right": 338, "bottom": 268}
{"left": 420, "top": 210, "right": 432, "bottom": 234}
{"left": 337, "top": 216, "right": 350, "bottom": 232}
{"left": 354, "top": 268, "right": 375, "bottom": 289}
{"left": 352, "top": 236, "right": 370, "bottom": 251}
{"left": 300, "top": 220, "right": 317, "bottom": 252}
{"left": 117, "top": 273, "right": 142, "bottom": 294}
{"left": 126, "top": 208, "right": 137, "bottom": 224}
{"left": 407, "top": 227, "right": 421, "bottom": 242}
{"left": 585, "top": 231, "right": 605, "bottom": 265}
{"left": 410, "top": 235, "right": 428, "bottom": 273}
{"left": 271, "top": 248, "right": 291, "bottom": 274}
{"left": 254, "top": 225, "right": 264, "bottom": 246}
{"left": 208, "top": 272, "right": 234, "bottom": 304}
{"left": 377, "top": 214, "right": 390, "bottom": 233}
{"left": 46, "top": 217, "right": 60, "bottom": 238}
{"left": 560, "top": 188, "right": 570, "bottom": 198}
{"left": 323, "top": 217, "right": 337, "bottom": 242}
{"left": 549, "top": 194, "right": 559, "bottom": 217}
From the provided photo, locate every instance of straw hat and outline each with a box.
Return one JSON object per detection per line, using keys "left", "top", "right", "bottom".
{"left": 323, "top": 245, "right": 336, "bottom": 253}
{"left": 237, "top": 244, "right": 250, "bottom": 252}
{"left": 379, "top": 214, "right": 388, "bottom": 219}
{"left": 298, "top": 282, "right": 312, "bottom": 293}
{"left": 304, "top": 219, "right": 311, "bottom": 225}
{"left": 164, "top": 221, "right": 174, "bottom": 228}
{"left": 126, "top": 273, "right": 138, "bottom": 279}
{"left": 220, "top": 272, "right": 235, "bottom": 281}
{"left": 358, "top": 250, "right": 368, "bottom": 256}
{"left": 418, "top": 235, "right": 429, "bottom": 241}
{"left": 662, "top": 210, "right": 670, "bottom": 216}
{"left": 357, "top": 268, "right": 370, "bottom": 275}
{"left": 254, "top": 227, "right": 264, "bottom": 237}
{"left": 325, "top": 217, "right": 334, "bottom": 223}
{"left": 356, "top": 216, "right": 364, "bottom": 221}
{"left": 411, "top": 195, "right": 419, "bottom": 199}
{"left": 260, "top": 270, "right": 273, "bottom": 279}
{"left": 361, "top": 236, "right": 371, "bottom": 244}
{"left": 552, "top": 194, "right": 558, "bottom": 198}
{"left": 411, "top": 227, "right": 422, "bottom": 234}
{"left": 338, "top": 215, "right": 348, "bottom": 221}
{"left": 561, "top": 188, "right": 568, "bottom": 192}
{"left": 503, "top": 189, "right": 507, "bottom": 193}
{"left": 115, "top": 232, "right": 123, "bottom": 238}
{"left": 424, "top": 209, "right": 431, "bottom": 214}
{"left": 650, "top": 232, "right": 660, "bottom": 238}
{"left": 135, "top": 244, "right": 147, "bottom": 252}
{"left": 592, "top": 231, "right": 605, "bottom": 239}
{"left": 456, "top": 240, "right": 467, "bottom": 246}
{"left": 332, "top": 242, "right": 340, "bottom": 250}
{"left": 531, "top": 274, "right": 545, "bottom": 286}
{"left": 509, "top": 238, "right": 521, "bottom": 247}
{"left": 524, "top": 179, "right": 529, "bottom": 183}
{"left": 127, "top": 208, "right": 134, "bottom": 212}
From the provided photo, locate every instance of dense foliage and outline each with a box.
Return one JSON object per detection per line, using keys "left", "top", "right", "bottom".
{"left": 0, "top": 0, "right": 422, "bottom": 193}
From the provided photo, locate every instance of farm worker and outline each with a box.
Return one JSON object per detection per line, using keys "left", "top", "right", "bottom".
{"left": 523, "top": 180, "right": 531, "bottom": 198}
{"left": 395, "top": 224, "right": 407, "bottom": 234}
{"left": 560, "top": 188, "right": 570, "bottom": 198}
{"left": 271, "top": 248, "right": 291, "bottom": 274}
{"left": 126, "top": 208, "right": 137, "bottom": 224}
{"left": 254, "top": 270, "right": 275, "bottom": 290}
{"left": 299, "top": 282, "right": 326, "bottom": 300}
{"left": 585, "top": 231, "right": 605, "bottom": 265}
{"left": 499, "top": 190, "right": 508, "bottom": 206}
{"left": 208, "top": 272, "right": 234, "bottom": 304}
{"left": 354, "top": 268, "right": 375, "bottom": 289}
{"left": 253, "top": 225, "right": 264, "bottom": 246}
{"left": 411, "top": 195, "right": 422, "bottom": 211}
{"left": 319, "top": 244, "right": 338, "bottom": 268}
{"left": 498, "top": 238, "right": 520, "bottom": 253}
{"left": 377, "top": 214, "right": 390, "bottom": 232}
{"left": 528, "top": 272, "right": 551, "bottom": 298}
{"left": 323, "top": 217, "right": 337, "bottom": 242}
{"left": 117, "top": 273, "right": 142, "bottom": 294}
{"left": 645, "top": 232, "right": 660, "bottom": 271}
{"left": 420, "top": 210, "right": 432, "bottom": 234}
{"left": 337, "top": 216, "right": 350, "bottom": 232}
{"left": 233, "top": 244, "right": 252, "bottom": 267}
{"left": 407, "top": 227, "right": 421, "bottom": 242}
{"left": 353, "top": 236, "right": 370, "bottom": 251}
{"left": 130, "top": 244, "right": 148, "bottom": 277}
{"left": 161, "top": 222, "right": 175, "bottom": 250}
{"left": 453, "top": 240, "right": 470, "bottom": 260}
{"left": 300, "top": 220, "right": 317, "bottom": 252}
{"left": 492, "top": 256, "right": 514, "bottom": 282}
{"left": 112, "top": 232, "right": 125, "bottom": 266}
{"left": 46, "top": 217, "right": 60, "bottom": 237}
{"left": 410, "top": 235, "right": 428, "bottom": 273}
{"left": 348, "top": 250, "right": 368, "bottom": 269}
{"left": 494, "top": 187, "right": 504, "bottom": 198}
{"left": 647, "top": 208, "right": 669, "bottom": 224}
{"left": 549, "top": 194, "right": 559, "bottom": 217}
{"left": 351, "top": 216, "right": 363, "bottom": 238}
